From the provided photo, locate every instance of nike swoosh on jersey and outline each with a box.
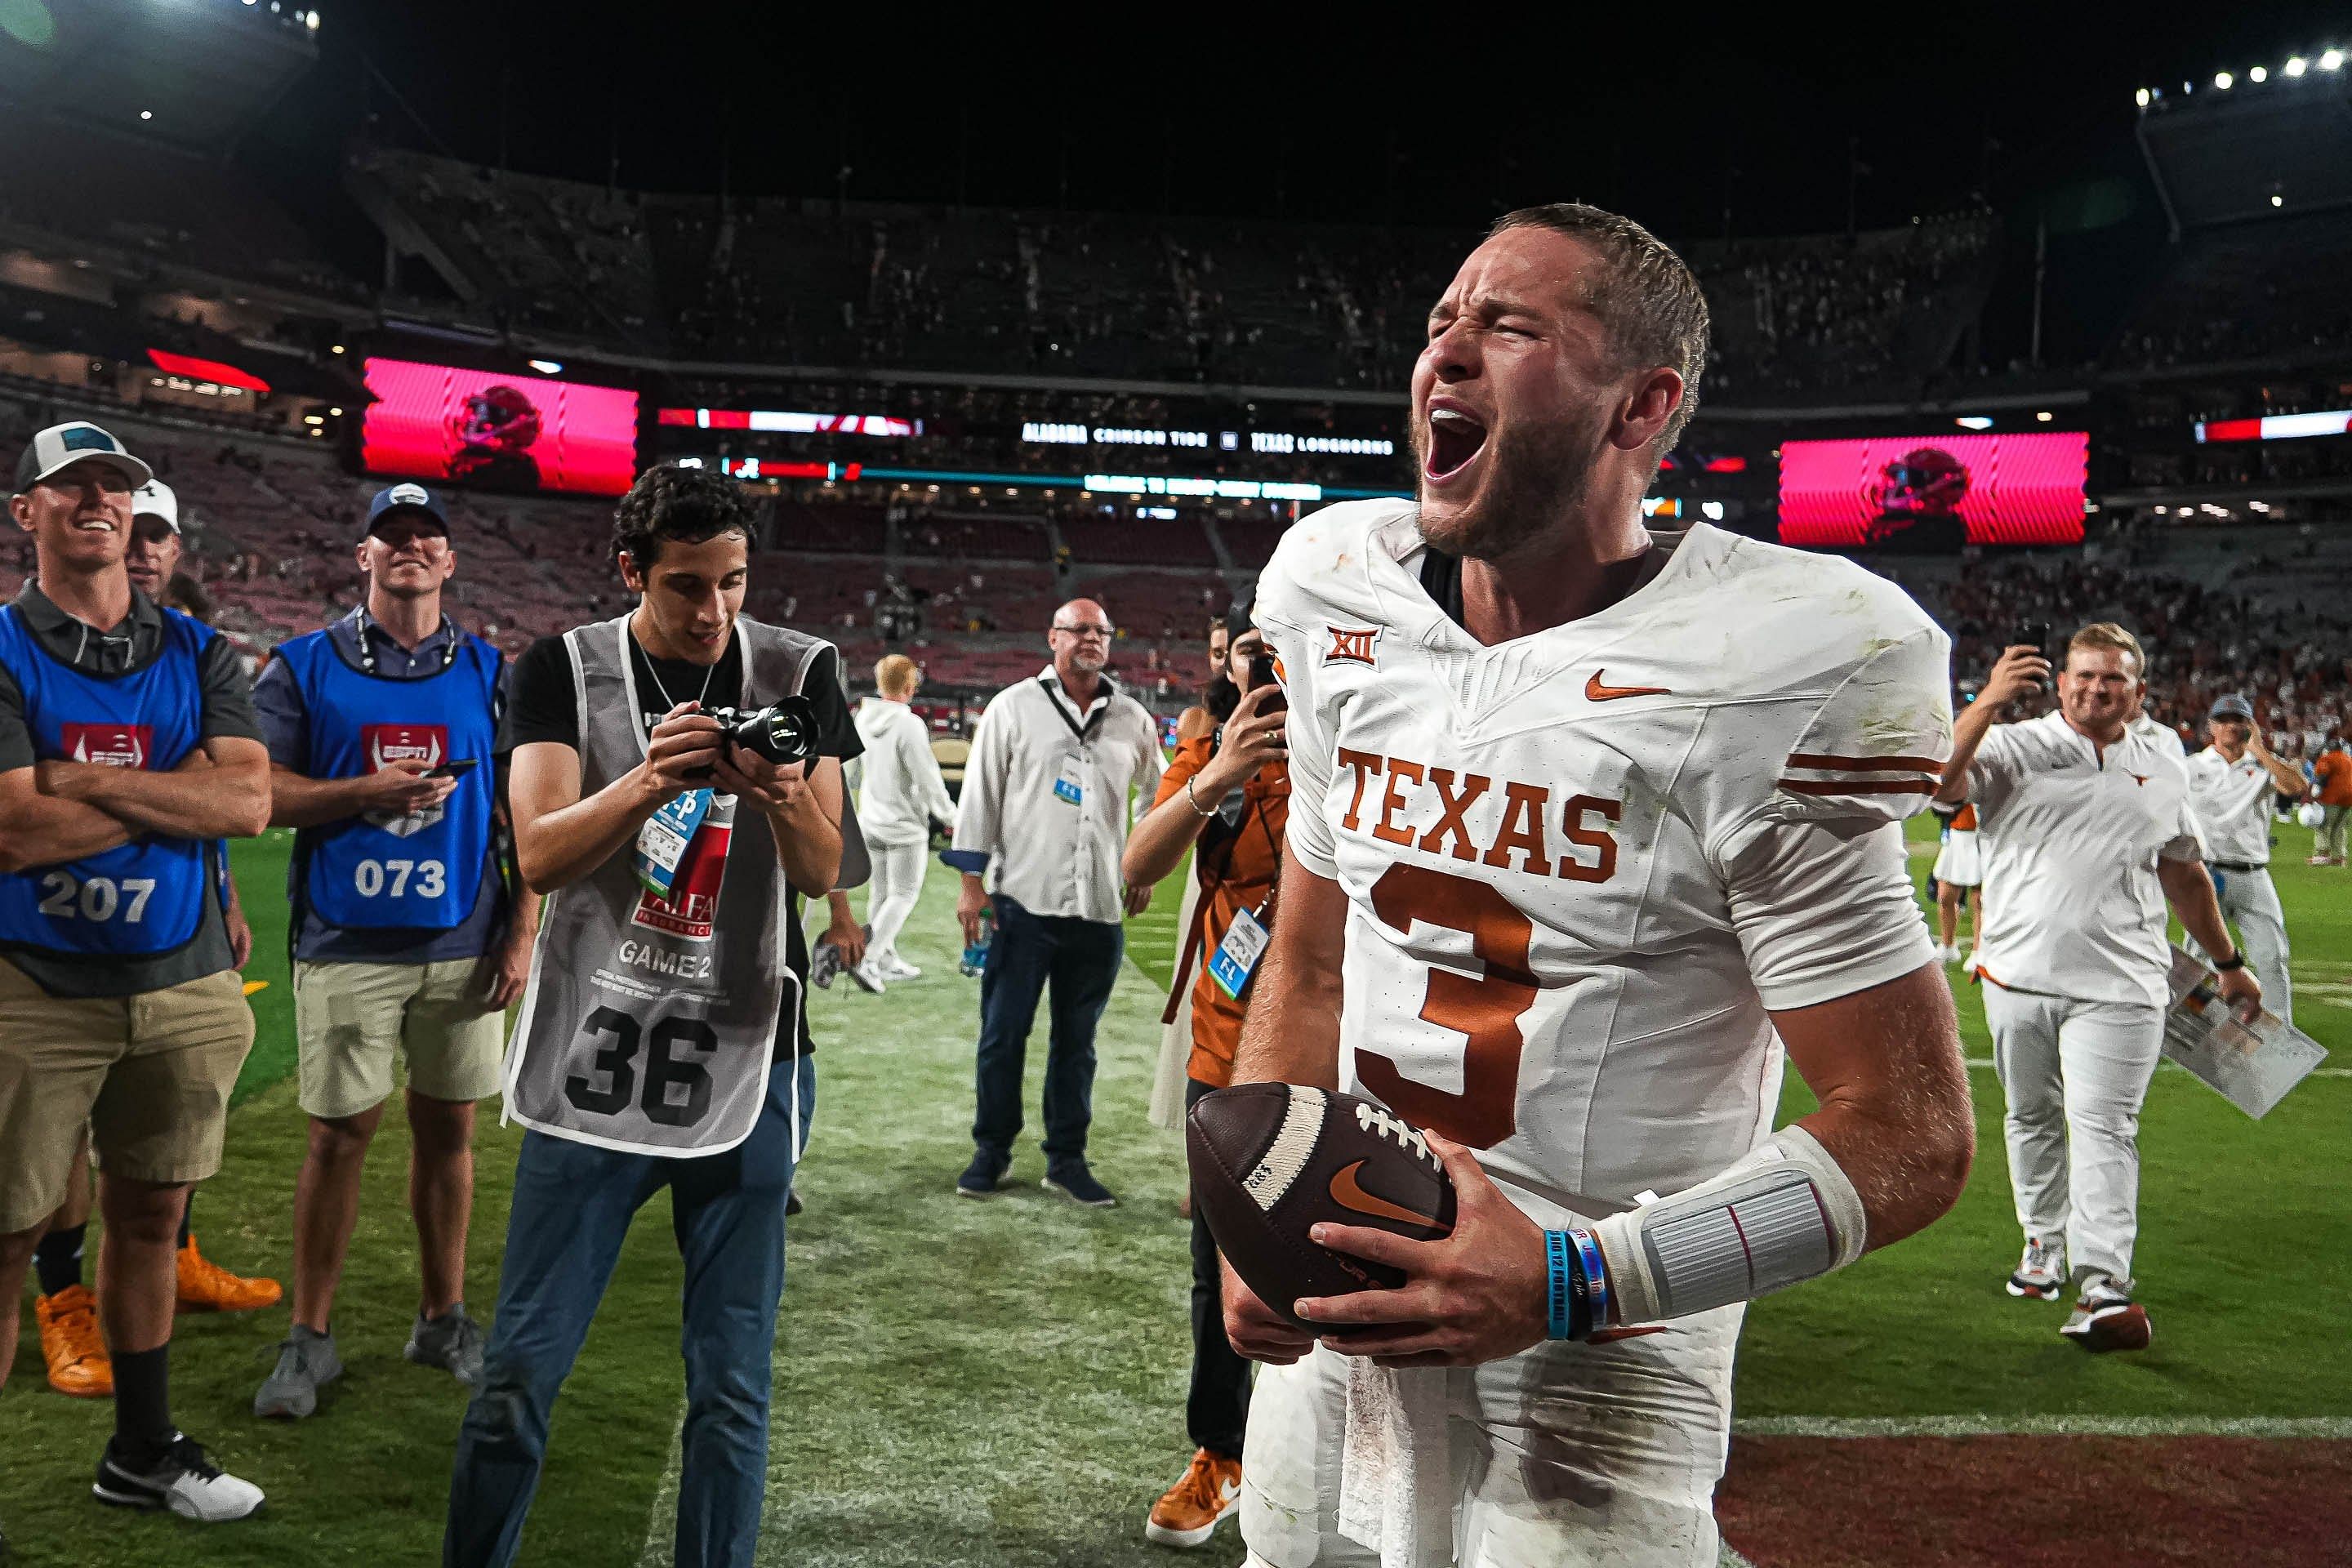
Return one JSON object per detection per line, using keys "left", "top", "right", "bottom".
{"left": 1584, "top": 670, "right": 1673, "bottom": 702}
{"left": 1329, "top": 1160, "right": 1441, "bottom": 1229}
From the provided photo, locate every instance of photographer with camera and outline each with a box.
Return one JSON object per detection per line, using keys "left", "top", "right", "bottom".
{"left": 1119, "top": 591, "right": 1287, "bottom": 1550}
{"left": 443, "top": 466, "right": 862, "bottom": 1568}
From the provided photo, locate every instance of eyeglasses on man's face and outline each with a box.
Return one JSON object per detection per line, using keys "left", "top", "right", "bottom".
{"left": 1052, "top": 623, "right": 1114, "bottom": 640}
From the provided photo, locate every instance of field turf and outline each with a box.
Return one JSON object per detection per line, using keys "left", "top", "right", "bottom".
{"left": 2, "top": 818, "right": 2345, "bottom": 1566}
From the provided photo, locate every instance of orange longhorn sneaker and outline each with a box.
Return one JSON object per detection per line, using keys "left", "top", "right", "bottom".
{"left": 176, "top": 1235, "right": 283, "bottom": 1314}
{"left": 35, "top": 1284, "right": 112, "bottom": 1397}
{"left": 1144, "top": 1448, "right": 1243, "bottom": 1549}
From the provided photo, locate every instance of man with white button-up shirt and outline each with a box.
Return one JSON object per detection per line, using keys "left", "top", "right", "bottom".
{"left": 1940, "top": 623, "right": 2259, "bottom": 1354}
{"left": 2183, "top": 693, "right": 2308, "bottom": 1025}
{"left": 951, "top": 598, "right": 1165, "bottom": 1207}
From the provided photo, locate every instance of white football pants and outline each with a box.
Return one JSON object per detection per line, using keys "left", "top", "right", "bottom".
{"left": 1240, "top": 1316, "right": 1740, "bottom": 1568}
{"left": 1982, "top": 985, "right": 2165, "bottom": 1284}
{"left": 2181, "top": 865, "right": 2292, "bottom": 1027}
{"left": 866, "top": 839, "right": 929, "bottom": 962}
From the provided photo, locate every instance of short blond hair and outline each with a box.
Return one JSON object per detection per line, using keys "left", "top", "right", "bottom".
{"left": 2067, "top": 622, "right": 2146, "bottom": 679}
{"left": 875, "top": 653, "right": 920, "bottom": 697}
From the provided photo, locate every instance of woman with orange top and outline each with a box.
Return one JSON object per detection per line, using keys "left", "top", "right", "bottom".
{"left": 1120, "top": 591, "right": 1288, "bottom": 1552}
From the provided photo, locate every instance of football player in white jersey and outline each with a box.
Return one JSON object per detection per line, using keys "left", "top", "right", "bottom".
{"left": 2182, "top": 693, "right": 2306, "bottom": 1025}
{"left": 1220, "top": 204, "right": 1975, "bottom": 1567}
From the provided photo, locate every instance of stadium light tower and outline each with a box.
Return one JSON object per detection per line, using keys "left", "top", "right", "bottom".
{"left": 2215, "top": 71, "right": 2234, "bottom": 89}
{"left": 2136, "top": 87, "right": 2151, "bottom": 106}
{"left": 2250, "top": 65, "right": 2268, "bottom": 82}
{"left": 2323, "top": 49, "right": 2344, "bottom": 70}
{"left": 2286, "top": 56, "right": 2308, "bottom": 75}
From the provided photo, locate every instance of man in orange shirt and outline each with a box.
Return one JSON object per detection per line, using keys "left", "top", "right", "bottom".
{"left": 2310, "top": 735, "right": 2351, "bottom": 865}
{"left": 1121, "top": 592, "right": 1289, "bottom": 1552}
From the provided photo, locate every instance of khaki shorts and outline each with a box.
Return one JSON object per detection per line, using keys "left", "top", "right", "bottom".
{"left": 0, "top": 956, "right": 255, "bottom": 1235}
{"left": 294, "top": 958, "right": 506, "bottom": 1120}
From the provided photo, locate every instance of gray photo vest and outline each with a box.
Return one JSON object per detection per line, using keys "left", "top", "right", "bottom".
{"left": 504, "top": 614, "right": 834, "bottom": 1157}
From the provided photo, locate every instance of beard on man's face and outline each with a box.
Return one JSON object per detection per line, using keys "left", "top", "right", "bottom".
{"left": 1413, "top": 407, "right": 1609, "bottom": 563}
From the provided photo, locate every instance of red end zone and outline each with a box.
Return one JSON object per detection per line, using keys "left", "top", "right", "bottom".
{"left": 1718, "top": 1435, "right": 2352, "bottom": 1566}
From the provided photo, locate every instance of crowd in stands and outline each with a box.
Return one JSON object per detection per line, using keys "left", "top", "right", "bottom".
{"left": 2115, "top": 210, "right": 2352, "bottom": 370}
{"left": 1879, "top": 527, "right": 2352, "bottom": 754}
{"left": 353, "top": 146, "right": 2002, "bottom": 399}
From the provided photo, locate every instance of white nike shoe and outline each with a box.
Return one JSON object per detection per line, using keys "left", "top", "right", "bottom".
{"left": 2006, "top": 1235, "right": 2067, "bottom": 1300}
{"left": 846, "top": 957, "right": 887, "bottom": 994}
{"left": 875, "top": 951, "right": 922, "bottom": 982}
{"left": 1937, "top": 944, "right": 1961, "bottom": 964}
{"left": 93, "top": 1432, "right": 265, "bottom": 1521}
{"left": 2060, "top": 1275, "right": 2151, "bottom": 1352}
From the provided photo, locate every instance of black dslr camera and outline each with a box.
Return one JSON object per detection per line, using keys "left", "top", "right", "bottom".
{"left": 700, "top": 697, "right": 822, "bottom": 773}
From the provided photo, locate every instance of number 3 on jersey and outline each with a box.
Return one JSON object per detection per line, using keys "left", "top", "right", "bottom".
{"left": 1356, "top": 862, "right": 1536, "bottom": 1151}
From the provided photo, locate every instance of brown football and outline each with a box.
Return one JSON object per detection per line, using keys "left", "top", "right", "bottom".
{"left": 1187, "top": 1083, "right": 1456, "bottom": 1327}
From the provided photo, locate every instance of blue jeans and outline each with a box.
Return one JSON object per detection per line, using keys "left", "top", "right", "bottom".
{"left": 971, "top": 894, "right": 1121, "bottom": 1169}
{"left": 443, "top": 1053, "right": 816, "bottom": 1568}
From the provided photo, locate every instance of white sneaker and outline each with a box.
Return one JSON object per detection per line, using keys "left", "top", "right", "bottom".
{"left": 875, "top": 951, "right": 922, "bottom": 982}
{"left": 846, "top": 957, "right": 887, "bottom": 994}
{"left": 2006, "top": 1235, "right": 2067, "bottom": 1300}
{"left": 1937, "top": 944, "right": 1961, "bottom": 964}
{"left": 93, "top": 1432, "right": 265, "bottom": 1521}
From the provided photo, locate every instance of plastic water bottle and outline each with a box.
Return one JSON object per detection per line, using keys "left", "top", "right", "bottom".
{"left": 959, "top": 905, "right": 994, "bottom": 977}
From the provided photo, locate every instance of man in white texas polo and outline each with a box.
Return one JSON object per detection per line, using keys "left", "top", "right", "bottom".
{"left": 1941, "top": 624, "right": 2261, "bottom": 1352}
{"left": 2182, "top": 693, "right": 2306, "bottom": 1025}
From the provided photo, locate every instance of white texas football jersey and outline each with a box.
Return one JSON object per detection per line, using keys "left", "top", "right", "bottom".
{"left": 1254, "top": 500, "right": 1953, "bottom": 1211}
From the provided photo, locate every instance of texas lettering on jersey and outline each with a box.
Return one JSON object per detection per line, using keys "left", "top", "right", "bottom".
{"left": 1253, "top": 499, "right": 1953, "bottom": 1205}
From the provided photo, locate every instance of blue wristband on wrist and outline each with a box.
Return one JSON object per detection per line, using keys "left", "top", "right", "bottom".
{"left": 1569, "top": 1227, "right": 1610, "bottom": 1336}
{"left": 1545, "top": 1231, "right": 1575, "bottom": 1339}
{"left": 1545, "top": 1228, "right": 1612, "bottom": 1340}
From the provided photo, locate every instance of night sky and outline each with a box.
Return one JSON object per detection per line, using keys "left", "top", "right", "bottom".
{"left": 253, "top": 5, "right": 2348, "bottom": 240}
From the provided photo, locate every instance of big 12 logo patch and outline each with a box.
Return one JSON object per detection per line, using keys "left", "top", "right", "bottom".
{"left": 61, "top": 722, "right": 153, "bottom": 769}
{"left": 362, "top": 723, "right": 450, "bottom": 837}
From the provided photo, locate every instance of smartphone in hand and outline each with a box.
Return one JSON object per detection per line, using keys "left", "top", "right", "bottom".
{"left": 1247, "top": 650, "right": 1287, "bottom": 715}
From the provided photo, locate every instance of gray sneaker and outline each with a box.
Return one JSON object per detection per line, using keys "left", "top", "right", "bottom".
{"left": 405, "top": 1305, "right": 485, "bottom": 1386}
{"left": 253, "top": 1326, "right": 342, "bottom": 1419}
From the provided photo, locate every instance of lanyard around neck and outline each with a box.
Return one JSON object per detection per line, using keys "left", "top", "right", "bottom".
{"left": 356, "top": 606, "right": 459, "bottom": 677}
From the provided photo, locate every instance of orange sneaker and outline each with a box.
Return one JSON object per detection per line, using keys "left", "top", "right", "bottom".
{"left": 1144, "top": 1448, "right": 1242, "bottom": 1548}
{"left": 35, "top": 1284, "right": 112, "bottom": 1397}
{"left": 176, "top": 1234, "right": 283, "bottom": 1313}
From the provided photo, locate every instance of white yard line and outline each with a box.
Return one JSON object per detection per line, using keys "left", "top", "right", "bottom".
{"left": 1735, "top": 1414, "right": 2352, "bottom": 1439}
{"left": 634, "top": 1401, "right": 690, "bottom": 1568}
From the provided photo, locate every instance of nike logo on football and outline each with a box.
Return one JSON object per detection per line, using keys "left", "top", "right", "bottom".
{"left": 1329, "top": 1160, "right": 1441, "bottom": 1229}
{"left": 1585, "top": 670, "right": 1671, "bottom": 702}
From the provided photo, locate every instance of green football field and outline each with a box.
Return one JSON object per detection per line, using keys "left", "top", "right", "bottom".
{"left": 2, "top": 817, "right": 2346, "bottom": 1566}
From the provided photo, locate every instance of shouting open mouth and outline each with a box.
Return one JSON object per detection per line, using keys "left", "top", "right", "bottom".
{"left": 1423, "top": 398, "right": 1490, "bottom": 487}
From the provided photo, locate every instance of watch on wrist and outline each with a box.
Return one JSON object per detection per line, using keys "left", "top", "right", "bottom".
{"left": 2214, "top": 951, "right": 2246, "bottom": 973}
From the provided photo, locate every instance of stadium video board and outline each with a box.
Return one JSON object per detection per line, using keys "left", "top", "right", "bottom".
{"left": 361, "top": 359, "right": 639, "bottom": 497}
{"left": 1777, "top": 431, "right": 2088, "bottom": 549}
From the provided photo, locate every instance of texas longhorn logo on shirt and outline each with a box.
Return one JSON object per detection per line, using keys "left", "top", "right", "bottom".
{"left": 61, "top": 722, "right": 153, "bottom": 769}
{"left": 363, "top": 723, "right": 449, "bottom": 837}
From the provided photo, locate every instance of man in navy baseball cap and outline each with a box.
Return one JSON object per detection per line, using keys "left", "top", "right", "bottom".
{"left": 365, "top": 482, "right": 448, "bottom": 539}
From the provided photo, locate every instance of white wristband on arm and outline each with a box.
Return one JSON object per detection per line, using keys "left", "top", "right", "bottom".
{"left": 1591, "top": 1125, "right": 1867, "bottom": 1329}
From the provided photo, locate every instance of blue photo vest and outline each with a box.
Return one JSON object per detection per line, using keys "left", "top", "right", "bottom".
{"left": 275, "top": 626, "right": 501, "bottom": 932}
{"left": 0, "top": 604, "right": 216, "bottom": 957}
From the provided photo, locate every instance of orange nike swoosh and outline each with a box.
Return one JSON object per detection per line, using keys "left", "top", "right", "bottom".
{"left": 1329, "top": 1160, "right": 1441, "bottom": 1229}
{"left": 1586, "top": 670, "right": 1671, "bottom": 702}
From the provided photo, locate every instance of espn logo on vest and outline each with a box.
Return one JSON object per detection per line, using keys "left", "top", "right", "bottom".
{"left": 60, "top": 723, "right": 152, "bottom": 769}
{"left": 363, "top": 723, "right": 451, "bottom": 837}
{"left": 631, "top": 822, "right": 732, "bottom": 942}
